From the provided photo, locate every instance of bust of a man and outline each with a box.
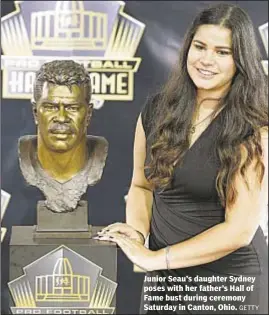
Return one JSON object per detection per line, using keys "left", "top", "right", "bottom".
{"left": 19, "top": 60, "right": 108, "bottom": 213}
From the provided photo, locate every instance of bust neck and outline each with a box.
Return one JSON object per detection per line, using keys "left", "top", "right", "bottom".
{"left": 37, "top": 136, "right": 88, "bottom": 183}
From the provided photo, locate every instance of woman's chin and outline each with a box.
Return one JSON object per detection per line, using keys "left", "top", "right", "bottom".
{"left": 194, "top": 82, "right": 217, "bottom": 90}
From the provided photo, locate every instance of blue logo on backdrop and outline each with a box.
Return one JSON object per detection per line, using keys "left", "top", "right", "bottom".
{"left": 1, "top": 1, "right": 145, "bottom": 108}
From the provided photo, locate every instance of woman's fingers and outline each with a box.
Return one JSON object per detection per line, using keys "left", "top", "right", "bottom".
{"left": 106, "top": 234, "right": 136, "bottom": 257}
{"left": 95, "top": 232, "right": 135, "bottom": 248}
{"left": 98, "top": 223, "right": 134, "bottom": 237}
{"left": 96, "top": 224, "right": 145, "bottom": 244}
{"left": 98, "top": 222, "right": 124, "bottom": 234}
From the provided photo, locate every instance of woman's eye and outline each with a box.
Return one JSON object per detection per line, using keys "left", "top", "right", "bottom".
{"left": 217, "top": 50, "right": 230, "bottom": 56}
{"left": 194, "top": 44, "right": 204, "bottom": 50}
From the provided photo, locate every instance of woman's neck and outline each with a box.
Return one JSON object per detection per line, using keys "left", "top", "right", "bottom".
{"left": 196, "top": 85, "right": 230, "bottom": 110}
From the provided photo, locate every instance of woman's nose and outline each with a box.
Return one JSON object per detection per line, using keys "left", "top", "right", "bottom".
{"left": 200, "top": 50, "right": 215, "bottom": 66}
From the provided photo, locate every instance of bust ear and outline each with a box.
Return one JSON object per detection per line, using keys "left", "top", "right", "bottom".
{"left": 86, "top": 103, "right": 93, "bottom": 125}
{"left": 31, "top": 98, "right": 38, "bottom": 125}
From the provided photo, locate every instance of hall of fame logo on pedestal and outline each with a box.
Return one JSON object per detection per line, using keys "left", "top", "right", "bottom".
{"left": 1, "top": 189, "right": 11, "bottom": 242}
{"left": 8, "top": 245, "right": 117, "bottom": 314}
{"left": 1, "top": 1, "right": 145, "bottom": 108}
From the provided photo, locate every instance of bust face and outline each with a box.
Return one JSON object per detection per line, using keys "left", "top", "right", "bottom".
{"left": 35, "top": 82, "right": 91, "bottom": 153}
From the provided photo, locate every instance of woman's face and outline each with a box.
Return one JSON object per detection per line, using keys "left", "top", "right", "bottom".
{"left": 187, "top": 25, "right": 236, "bottom": 95}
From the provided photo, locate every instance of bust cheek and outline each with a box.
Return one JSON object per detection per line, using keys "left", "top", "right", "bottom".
{"left": 37, "top": 112, "right": 53, "bottom": 123}
{"left": 72, "top": 118, "right": 88, "bottom": 131}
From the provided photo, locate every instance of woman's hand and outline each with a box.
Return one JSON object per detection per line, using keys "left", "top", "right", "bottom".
{"left": 96, "top": 222, "right": 146, "bottom": 245}
{"left": 93, "top": 231, "right": 162, "bottom": 272}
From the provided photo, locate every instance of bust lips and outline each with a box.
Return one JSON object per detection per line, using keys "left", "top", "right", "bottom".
{"left": 49, "top": 128, "right": 74, "bottom": 141}
{"left": 50, "top": 130, "right": 73, "bottom": 134}
{"left": 51, "top": 133, "right": 71, "bottom": 140}
{"left": 49, "top": 125, "right": 74, "bottom": 134}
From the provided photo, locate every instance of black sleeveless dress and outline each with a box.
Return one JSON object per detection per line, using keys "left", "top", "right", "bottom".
{"left": 139, "top": 97, "right": 268, "bottom": 314}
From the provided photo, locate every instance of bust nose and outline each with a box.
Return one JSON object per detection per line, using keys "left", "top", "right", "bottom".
{"left": 55, "top": 105, "right": 70, "bottom": 123}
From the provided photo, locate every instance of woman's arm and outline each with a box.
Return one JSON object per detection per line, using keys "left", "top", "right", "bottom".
{"left": 126, "top": 115, "right": 153, "bottom": 240}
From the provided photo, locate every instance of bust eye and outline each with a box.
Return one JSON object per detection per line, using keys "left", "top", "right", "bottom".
{"left": 44, "top": 105, "right": 58, "bottom": 111}
{"left": 66, "top": 106, "right": 79, "bottom": 112}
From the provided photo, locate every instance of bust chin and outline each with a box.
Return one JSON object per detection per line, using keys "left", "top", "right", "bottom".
{"left": 18, "top": 135, "right": 108, "bottom": 213}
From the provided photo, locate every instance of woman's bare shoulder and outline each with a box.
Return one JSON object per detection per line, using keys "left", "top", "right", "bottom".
{"left": 260, "top": 126, "right": 268, "bottom": 139}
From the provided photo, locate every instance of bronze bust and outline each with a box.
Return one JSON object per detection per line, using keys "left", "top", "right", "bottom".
{"left": 19, "top": 60, "right": 108, "bottom": 213}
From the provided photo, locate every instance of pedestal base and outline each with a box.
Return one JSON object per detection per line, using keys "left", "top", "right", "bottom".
{"left": 9, "top": 226, "right": 117, "bottom": 314}
{"left": 33, "top": 225, "right": 92, "bottom": 238}
{"left": 36, "top": 200, "right": 89, "bottom": 232}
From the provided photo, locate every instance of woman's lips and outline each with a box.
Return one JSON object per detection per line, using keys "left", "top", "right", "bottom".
{"left": 196, "top": 68, "right": 218, "bottom": 79}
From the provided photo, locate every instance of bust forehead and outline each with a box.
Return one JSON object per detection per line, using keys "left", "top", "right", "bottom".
{"left": 39, "top": 82, "right": 87, "bottom": 104}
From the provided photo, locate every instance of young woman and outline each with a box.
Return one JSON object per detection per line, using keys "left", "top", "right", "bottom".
{"left": 94, "top": 3, "right": 268, "bottom": 314}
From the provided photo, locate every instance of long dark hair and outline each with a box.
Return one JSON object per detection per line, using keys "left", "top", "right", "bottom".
{"left": 146, "top": 3, "right": 268, "bottom": 207}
